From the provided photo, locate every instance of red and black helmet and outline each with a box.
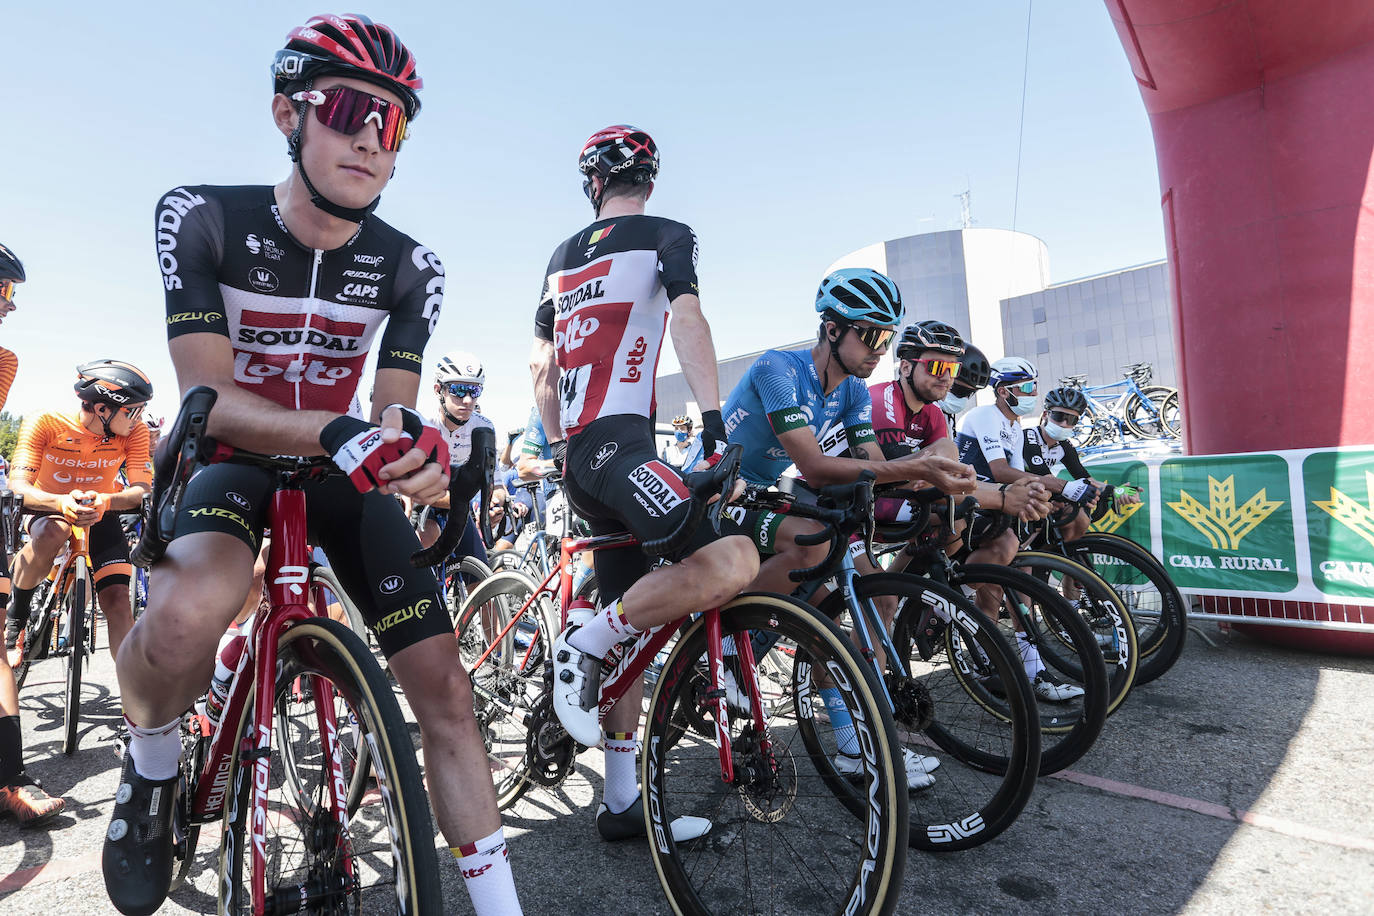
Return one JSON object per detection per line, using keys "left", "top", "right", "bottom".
{"left": 273, "top": 14, "right": 423, "bottom": 118}
{"left": 578, "top": 125, "right": 659, "bottom": 207}
{"left": 74, "top": 360, "right": 154, "bottom": 408}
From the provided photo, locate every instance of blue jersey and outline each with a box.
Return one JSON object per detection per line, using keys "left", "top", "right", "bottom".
{"left": 723, "top": 348, "right": 877, "bottom": 485}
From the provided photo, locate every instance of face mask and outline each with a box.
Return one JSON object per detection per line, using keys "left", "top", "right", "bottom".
{"left": 940, "top": 393, "right": 971, "bottom": 416}
{"left": 1043, "top": 420, "right": 1075, "bottom": 441}
{"left": 1007, "top": 395, "right": 1037, "bottom": 417}
{"left": 675, "top": 431, "right": 689, "bottom": 442}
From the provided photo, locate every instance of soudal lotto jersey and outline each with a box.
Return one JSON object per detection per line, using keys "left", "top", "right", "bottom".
{"left": 12, "top": 410, "right": 152, "bottom": 495}
{"left": 723, "top": 348, "right": 877, "bottom": 486}
{"left": 534, "top": 215, "right": 699, "bottom": 436}
{"left": 158, "top": 185, "right": 444, "bottom": 414}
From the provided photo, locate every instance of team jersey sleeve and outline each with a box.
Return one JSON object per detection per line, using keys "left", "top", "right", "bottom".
{"left": 967, "top": 409, "right": 1010, "bottom": 465}
{"left": 377, "top": 243, "right": 445, "bottom": 374}
{"left": 123, "top": 422, "right": 153, "bottom": 490}
{"left": 0, "top": 346, "right": 16, "bottom": 413}
{"left": 657, "top": 221, "right": 700, "bottom": 301}
{"left": 9, "top": 414, "right": 53, "bottom": 488}
{"left": 922, "top": 404, "right": 950, "bottom": 443}
{"left": 534, "top": 249, "right": 559, "bottom": 342}
{"left": 750, "top": 352, "right": 809, "bottom": 434}
{"left": 1060, "top": 440, "right": 1090, "bottom": 479}
{"left": 520, "top": 406, "right": 548, "bottom": 457}
{"left": 841, "top": 379, "right": 876, "bottom": 447}
{"left": 159, "top": 186, "right": 229, "bottom": 339}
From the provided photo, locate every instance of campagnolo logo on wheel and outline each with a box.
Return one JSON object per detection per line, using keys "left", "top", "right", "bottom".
{"left": 248, "top": 267, "right": 279, "bottom": 293}
{"left": 591, "top": 442, "right": 618, "bottom": 470}
{"left": 225, "top": 491, "right": 250, "bottom": 509}
{"left": 379, "top": 575, "right": 404, "bottom": 595}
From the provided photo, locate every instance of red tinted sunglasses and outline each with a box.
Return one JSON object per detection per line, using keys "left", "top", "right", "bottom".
{"left": 292, "top": 86, "right": 410, "bottom": 152}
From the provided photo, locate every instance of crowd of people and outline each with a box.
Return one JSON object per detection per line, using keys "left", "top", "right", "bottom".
{"left": 0, "top": 12, "right": 1140, "bottom": 916}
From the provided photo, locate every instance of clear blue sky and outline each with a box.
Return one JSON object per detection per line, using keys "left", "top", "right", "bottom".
{"left": 2, "top": 0, "right": 1164, "bottom": 432}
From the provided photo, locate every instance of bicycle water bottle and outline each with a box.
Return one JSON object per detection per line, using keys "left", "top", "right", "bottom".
{"left": 205, "top": 633, "right": 247, "bottom": 729}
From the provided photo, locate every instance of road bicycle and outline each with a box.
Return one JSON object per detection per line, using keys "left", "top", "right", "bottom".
{"left": 133, "top": 386, "right": 441, "bottom": 914}
{"left": 454, "top": 445, "right": 910, "bottom": 915}
{"left": 11, "top": 504, "right": 99, "bottom": 757}
{"left": 1060, "top": 363, "right": 1181, "bottom": 448}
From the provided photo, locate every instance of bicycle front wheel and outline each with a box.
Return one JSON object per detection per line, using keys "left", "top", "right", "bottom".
{"left": 13, "top": 581, "right": 55, "bottom": 690}
{"left": 220, "top": 618, "right": 441, "bottom": 915}
{"left": 62, "top": 560, "right": 88, "bottom": 756}
{"left": 644, "top": 592, "right": 907, "bottom": 916}
{"left": 1124, "top": 385, "right": 1176, "bottom": 438}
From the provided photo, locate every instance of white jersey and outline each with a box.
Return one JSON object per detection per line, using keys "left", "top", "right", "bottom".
{"left": 431, "top": 410, "right": 495, "bottom": 470}
{"left": 954, "top": 404, "right": 1024, "bottom": 482}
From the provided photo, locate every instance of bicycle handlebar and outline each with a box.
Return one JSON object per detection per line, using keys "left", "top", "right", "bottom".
{"left": 639, "top": 444, "right": 744, "bottom": 559}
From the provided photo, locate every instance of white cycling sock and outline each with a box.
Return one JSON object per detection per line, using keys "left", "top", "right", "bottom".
{"left": 567, "top": 599, "right": 641, "bottom": 660}
{"left": 125, "top": 716, "right": 181, "bottom": 780}
{"left": 602, "top": 730, "right": 639, "bottom": 814}
{"left": 1015, "top": 633, "right": 1042, "bottom": 680}
{"left": 452, "top": 827, "right": 523, "bottom": 916}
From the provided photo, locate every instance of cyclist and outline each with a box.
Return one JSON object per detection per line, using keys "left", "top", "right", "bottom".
{"left": 938, "top": 341, "right": 991, "bottom": 433}
{"left": 1022, "top": 385, "right": 1109, "bottom": 542}
{"left": 5, "top": 361, "right": 153, "bottom": 664}
{"left": 720, "top": 275, "right": 978, "bottom": 788}
{"left": 0, "top": 241, "right": 67, "bottom": 829}
{"left": 532, "top": 124, "right": 757, "bottom": 842}
{"left": 659, "top": 414, "right": 699, "bottom": 469}
{"left": 955, "top": 356, "right": 1087, "bottom": 701}
{"left": 102, "top": 17, "right": 521, "bottom": 915}
{"left": 413, "top": 351, "right": 496, "bottom": 571}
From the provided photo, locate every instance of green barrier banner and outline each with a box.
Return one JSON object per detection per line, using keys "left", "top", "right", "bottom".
{"left": 1074, "top": 444, "right": 1374, "bottom": 612}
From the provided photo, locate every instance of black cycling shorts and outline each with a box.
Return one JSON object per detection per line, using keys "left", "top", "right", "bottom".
{"left": 25, "top": 510, "right": 132, "bottom": 591}
{"left": 563, "top": 414, "right": 734, "bottom": 605}
{"left": 174, "top": 462, "right": 449, "bottom": 657}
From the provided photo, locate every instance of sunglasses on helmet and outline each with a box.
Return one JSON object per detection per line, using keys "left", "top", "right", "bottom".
{"left": 292, "top": 86, "right": 411, "bottom": 153}
{"left": 911, "top": 357, "right": 961, "bottom": 379}
{"left": 0, "top": 280, "right": 14, "bottom": 300}
{"left": 1048, "top": 410, "right": 1080, "bottom": 426}
{"left": 851, "top": 325, "right": 896, "bottom": 352}
{"left": 443, "top": 382, "right": 483, "bottom": 400}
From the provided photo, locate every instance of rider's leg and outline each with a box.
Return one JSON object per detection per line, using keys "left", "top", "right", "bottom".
{"left": 5, "top": 517, "right": 68, "bottom": 639}
{"left": 742, "top": 514, "right": 827, "bottom": 595}
{"left": 0, "top": 652, "right": 66, "bottom": 825}
{"left": 966, "top": 526, "right": 1018, "bottom": 624}
{"left": 97, "top": 583, "right": 133, "bottom": 660}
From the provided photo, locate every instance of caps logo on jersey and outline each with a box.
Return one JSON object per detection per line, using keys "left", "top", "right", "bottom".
{"left": 629, "top": 460, "right": 689, "bottom": 518}
{"left": 248, "top": 267, "right": 279, "bottom": 293}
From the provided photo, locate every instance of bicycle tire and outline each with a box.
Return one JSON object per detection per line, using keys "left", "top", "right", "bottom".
{"left": 275, "top": 675, "right": 373, "bottom": 817}
{"left": 219, "top": 618, "right": 441, "bottom": 915}
{"left": 444, "top": 555, "right": 495, "bottom": 624}
{"left": 13, "top": 581, "right": 55, "bottom": 690}
{"left": 1159, "top": 390, "right": 1182, "bottom": 438}
{"left": 814, "top": 574, "right": 1040, "bottom": 851}
{"left": 951, "top": 563, "right": 1111, "bottom": 775}
{"left": 1066, "top": 534, "right": 1187, "bottom": 685}
{"left": 1124, "top": 385, "right": 1176, "bottom": 439}
{"left": 644, "top": 592, "right": 907, "bottom": 916}
{"left": 453, "top": 569, "right": 560, "bottom": 810}
{"left": 62, "top": 559, "right": 88, "bottom": 756}
{"left": 169, "top": 712, "right": 209, "bottom": 893}
{"left": 1010, "top": 551, "right": 1139, "bottom": 714}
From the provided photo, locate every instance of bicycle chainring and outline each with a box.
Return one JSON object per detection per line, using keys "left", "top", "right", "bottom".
{"left": 732, "top": 726, "right": 797, "bottom": 823}
{"left": 524, "top": 687, "right": 578, "bottom": 789}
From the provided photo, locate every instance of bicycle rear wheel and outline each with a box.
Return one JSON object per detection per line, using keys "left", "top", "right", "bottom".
{"left": 1124, "top": 385, "right": 1177, "bottom": 438}
{"left": 951, "top": 564, "right": 1111, "bottom": 775}
{"left": 453, "top": 569, "right": 561, "bottom": 809}
{"left": 13, "top": 581, "right": 54, "bottom": 690}
{"left": 644, "top": 593, "right": 907, "bottom": 916}
{"left": 815, "top": 574, "right": 1040, "bottom": 850}
{"left": 220, "top": 618, "right": 441, "bottom": 915}
{"left": 1067, "top": 534, "right": 1187, "bottom": 684}
{"left": 61, "top": 560, "right": 88, "bottom": 756}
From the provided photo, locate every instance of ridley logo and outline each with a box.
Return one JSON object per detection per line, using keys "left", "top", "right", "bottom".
{"left": 591, "top": 441, "right": 618, "bottom": 470}
{"left": 379, "top": 575, "right": 404, "bottom": 595}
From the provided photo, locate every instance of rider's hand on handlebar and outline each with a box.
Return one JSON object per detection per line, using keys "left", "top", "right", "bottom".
{"left": 907, "top": 455, "right": 978, "bottom": 496}
{"left": 1006, "top": 479, "right": 1052, "bottom": 521}
{"left": 60, "top": 490, "right": 103, "bottom": 526}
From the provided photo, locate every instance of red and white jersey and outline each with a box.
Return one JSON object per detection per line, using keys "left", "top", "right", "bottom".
{"left": 535, "top": 215, "right": 698, "bottom": 436}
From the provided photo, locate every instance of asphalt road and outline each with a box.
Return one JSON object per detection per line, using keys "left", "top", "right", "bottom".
{"left": 3, "top": 619, "right": 1373, "bottom": 915}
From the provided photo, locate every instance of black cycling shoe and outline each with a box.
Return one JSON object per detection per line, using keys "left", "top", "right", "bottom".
{"left": 102, "top": 755, "right": 178, "bottom": 916}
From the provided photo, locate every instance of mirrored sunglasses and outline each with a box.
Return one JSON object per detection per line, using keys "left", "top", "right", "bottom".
{"left": 912, "top": 357, "right": 961, "bottom": 378}
{"left": 292, "top": 86, "right": 410, "bottom": 152}
{"left": 0, "top": 279, "right": 14, "bottom": 300}
{"left": 444, "top": 382, "right": 483, "bottom": 400}
{"left": 853, "top": 325, "right": 895, "bottom": 351}
{"left": 1048, "top": 410, "right": 1080, "bottom": 426}
{"left": 1004, "top": 380, "right": 1036, "bottom": 395}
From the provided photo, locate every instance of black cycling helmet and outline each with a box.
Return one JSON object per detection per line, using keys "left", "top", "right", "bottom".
{"left": 75, "top": 360, "right": 155, "bottom": 408}
{"left": 1045, "top": 386, "right": 1089, "bottom": 413}
{"left": 579, "top": 125, "right": 660, "bottom": 213}
{"left": 0, "top": 242, "right": 24, "bottom": 282}
{"left": 896, "top": 320, "right": 965, "bottom": 360}
{"left": 949, "top": 343, "right": 991, "bottom": 398}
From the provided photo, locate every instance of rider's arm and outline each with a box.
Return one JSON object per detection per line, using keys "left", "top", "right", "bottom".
{"left": 0, "top": 346, "right": 16, "bottom": 413}
{"left": 668, "top": 293, "right": 722, "bottom": 417}
{"left": 1059, "top": 440, "right": 1091, "bottom": 480}
{"left": 780, "top": 429, "right": 971, "bottom": 489}
{"left": 530, "top": 335, "right": 564, "bottom": 446}
{"left": 8, "top": 414, "right": 65, "bottom": 513}
{"left": 105, "top": 421, "right": 153, "bottom": 513}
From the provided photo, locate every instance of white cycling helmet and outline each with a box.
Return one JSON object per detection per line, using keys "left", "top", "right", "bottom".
{"left": 435, "top": 350, "right": 484, "bottom": 386}
{"left": 989, "top": 356, "right": 1038, "bottom": 388}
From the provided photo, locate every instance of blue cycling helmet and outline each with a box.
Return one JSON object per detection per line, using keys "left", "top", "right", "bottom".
{"left": 990, "top": 356, "right": 1038, "bottom": 387}
{"left": 815, "top": 268, "right": 903, "bottom": 326}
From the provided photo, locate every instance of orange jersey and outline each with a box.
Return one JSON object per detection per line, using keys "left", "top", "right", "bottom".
{"left": 0, "top": 346, "right": 16, "bottom": 411}
{"left": 11, "top": 410, "right": 152, "bottom": 495}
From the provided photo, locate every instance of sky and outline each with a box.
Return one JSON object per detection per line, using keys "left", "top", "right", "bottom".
{"left": 1, "top": 0, "right": 1166, "bottom": 434}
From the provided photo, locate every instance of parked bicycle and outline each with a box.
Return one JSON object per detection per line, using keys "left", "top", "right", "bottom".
{"left": 1060, "top": 363, "right": 1181, "bottom": 448}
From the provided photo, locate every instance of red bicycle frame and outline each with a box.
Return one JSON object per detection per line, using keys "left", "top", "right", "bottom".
{"left": 465, "top": 531, "right": 769, "bottom": 784}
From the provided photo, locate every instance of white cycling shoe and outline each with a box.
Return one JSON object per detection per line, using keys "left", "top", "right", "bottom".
{"left": 551, "top": 628, "right": 604, "bottom": 748}
{"left": 1032, "top": 670, "right": 1085, "bottom": 703}
{"left": 834, "top": 748, "right": 937, "bottom": 790}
